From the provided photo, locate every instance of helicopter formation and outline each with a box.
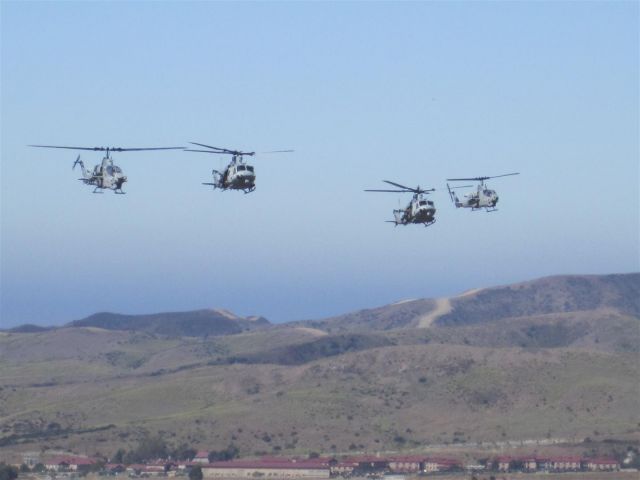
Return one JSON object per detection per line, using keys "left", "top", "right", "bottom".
{"left": 28, "top": 143, "right": 519, "bottom": 227}
{"left": 365, "top": 173, "right": 519, "bottom": 226}
{"left": 28, "top": 143, "right": 292, "bottom": 195}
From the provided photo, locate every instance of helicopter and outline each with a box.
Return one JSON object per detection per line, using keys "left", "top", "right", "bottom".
{"left": 28, "top": 145, "right": 183, "bottom": 194}
{"left": 365, "top": 180, "right": 437, "bottom": 227}
{"left": 446, "top": 172, "right": 519, "bottom": 212}
{"left": 185, "top": 142, "right": 293, "bottom": 193}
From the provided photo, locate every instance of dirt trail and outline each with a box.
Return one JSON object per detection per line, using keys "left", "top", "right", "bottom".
{"left": 294, "top": 327, "right": 328, "bottom": 337}
{"left": 417, "top": 297, "right": 453, "bottom": 328}
{"left": 417, "top": 288, "right": 482, "bottom": 328}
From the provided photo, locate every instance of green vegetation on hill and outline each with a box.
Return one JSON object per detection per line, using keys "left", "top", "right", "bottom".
{"left": 67, "top": 310, "right": 270, "bottom": 337}
{"left": 0, "top": 273, "right": 638, "bottom": 458}
{"left": 437, "top": 273, "right": 640, "bottom": 326}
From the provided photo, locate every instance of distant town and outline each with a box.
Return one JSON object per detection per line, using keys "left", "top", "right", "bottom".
{"left": 2, "top": 448, "right": 637, "bottom": 480}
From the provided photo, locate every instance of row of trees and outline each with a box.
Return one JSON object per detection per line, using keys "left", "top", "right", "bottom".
{"left": 110, "top": 436, "right": 239, "bottom": 465}
{"left": 112, "top": 437, "right": 198, "bottom": 464}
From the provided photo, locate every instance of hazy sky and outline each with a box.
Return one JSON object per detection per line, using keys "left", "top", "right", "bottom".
{"left": 1, "top": 1, "right": 638, "bottom": 328}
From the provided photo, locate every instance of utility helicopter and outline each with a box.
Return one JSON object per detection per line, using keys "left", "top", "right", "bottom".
{"left": 365, "top": 180, "right": 437, "bottom": 227}
{"left": 29, "top": 145, "right": 183, "bottom": 194}
{"left": 446, "top": 172, "right": 519, "bottom": 212}
{"left": 185, "top": 142, "right": 293, "bottom": 193}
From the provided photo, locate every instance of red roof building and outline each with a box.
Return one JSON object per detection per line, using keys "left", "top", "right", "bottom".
{"left": 44, "top": 456, "right": 97, "bottom": 472}
{"left": 193, "top": 451, "right": 210, "bottom": 464}
{"left": 583, "top": 458, "right": 620, "bottom": 471}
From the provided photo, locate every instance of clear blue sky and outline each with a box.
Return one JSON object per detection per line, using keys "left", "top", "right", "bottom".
{"left": 1, "top": 1, "right": 638, "bottom": 327}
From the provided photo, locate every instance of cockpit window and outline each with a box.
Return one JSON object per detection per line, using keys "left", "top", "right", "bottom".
{"left": 419, "top": 200, "right": 427, "bottom": 206}
{"left": 427, "top": 201, "right": 434, "bottom": 206}
{"left": 237, "top": 165, "right": 246, "bottom": 171}
{"left": 246, "top": 166, "right": 254, "bottom": 172}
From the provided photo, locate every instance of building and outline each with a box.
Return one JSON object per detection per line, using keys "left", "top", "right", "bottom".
{"left": 193, "top": 451, "right": 210, "bottom": 464}
{"left": 44, "top": 456, "right": 97, "bottom": 472}
{"left": 387, "top": 456, "right": 423, "bottom": 473}
{"left": 329, "top": 460, "right": 358, "bottom": 477}
{"left": 422, "top": 457, "right": 460, "bottom": 473}
{"left": 494, "top": 457, "right": 512, "bottom": 472}
{"left": 583, "top": 458, "right": 620, "bottom": 471}
{"left": 202, "top": 460, "right": 329, "bottom": 479}
{"left": 547, "top": 456, "right": 582, "bottom": 472}
{"left": 521, "top": 457, "right": 537, "bottom": 472}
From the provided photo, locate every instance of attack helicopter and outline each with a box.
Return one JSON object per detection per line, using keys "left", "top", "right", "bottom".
{"left": 28, "top": 145, "right": 183, "bottom": 194}
{"left": 185, "top": 142, "right": 293, "bottom": 193}
{"left": 446, "top": 172, "right": 519, "bottom": 212}
{"left": 365, "top": 180, "right": 437, "bottom": 227}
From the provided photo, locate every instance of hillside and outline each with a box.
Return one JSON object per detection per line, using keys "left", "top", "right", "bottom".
{"left": 298, "top": 273, "right": 640, "bottom": 333}
{"left": 0, "top": 273, "right": 638, "bottom": 459}
{"left": 436, "top": 273, "right": 640, "bottom": 326}
{"left": 67, "top": 309, "right": 270, "bottom": 337}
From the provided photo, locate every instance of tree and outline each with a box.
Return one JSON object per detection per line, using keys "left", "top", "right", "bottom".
{"left": 171, "top": 444, "right": 197, "bottom": 461}
{"left": 208, "top": 445, "right": 239, "bottom": 462}
{"left": 0, "top": 464, "right": 18, "bottom": 480}
{"left": 113, "top": 449, "right": 126, "bottom": 464}
{"left": 19, "top": 465, "right": 30, "bottom": 473}
{"left": 124, "top": 435, "right": 168, "bottom": 463}
{"left": 189, "top": 466, "right": 203, "bottom": 480}
{"left": 34, "top": 464, "right": 46, "bottom": 473}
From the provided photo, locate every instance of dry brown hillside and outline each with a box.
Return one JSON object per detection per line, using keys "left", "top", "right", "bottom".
{"left": 0, "top": 273, "right": 638, "bottom": 459}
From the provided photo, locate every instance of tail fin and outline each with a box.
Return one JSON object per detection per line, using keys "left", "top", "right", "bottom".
{"left": 72, "top": 155, "right": 89, "bottom": 179}
{"left": 447, "top": 183, "right": 462, "bottom": 207}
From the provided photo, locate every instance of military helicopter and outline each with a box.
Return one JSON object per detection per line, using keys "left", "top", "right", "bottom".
{"left": 365, "top": 180, "right": 437, "bottom": 227}
{"left": 28, "top": 145, "right": 183, "bottom": 193}
{"left": 185, "top": 142, "right": 293, "bottom": 193}
{"left": 446, "top": 172, "right": 519, "bottom": 211}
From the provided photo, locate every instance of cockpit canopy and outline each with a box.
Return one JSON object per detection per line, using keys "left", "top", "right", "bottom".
{"left": 105, "top": 165, "right": 123, "bottom": 175}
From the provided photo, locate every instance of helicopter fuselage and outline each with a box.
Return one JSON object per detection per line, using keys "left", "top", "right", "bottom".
{"left": 208, "top": 155, "right": 256, "bottom": 193}
{"left": 394, "top": 195, "right": 436, "bottom": 226}
{"left": 77, "top": 156, "right": 127, "bottom": 193}
{"left": 449, "top": 185, "right": 499, "bottom": 211}
{"left": 447, "top": 173, "right": 518, "bottom": 212}
{"left": 462, "top": 187, "right": 498, "bottom": 210}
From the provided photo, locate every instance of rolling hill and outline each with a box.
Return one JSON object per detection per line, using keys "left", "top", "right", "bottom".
{"left": 0, "top": 273, "right": 638, "bottom": 460}
{"left": 67, "top": 309, "right": 270, "bottom": 337}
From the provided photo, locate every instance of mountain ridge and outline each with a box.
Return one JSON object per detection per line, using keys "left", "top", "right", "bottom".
{"left": 0, "top": 272, "right": 638, "bottom": 457}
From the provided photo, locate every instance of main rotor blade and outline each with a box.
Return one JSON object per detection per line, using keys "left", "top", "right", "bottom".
{"left": 488, "top": 172, "right": 520, "bottom": 179}
{"left": 447, "top": 184, "right": 474, "bottom": 189}
{"left": 447, "top": 172, "right": 520, "bottom": 181}
{"left": 364, "top": 189, "right": 412, "bottom": 193}
{"left": 383, "top": 180, "right": 413, "bottom": 190}
{"left": 29, "top": 145, "right": 183, "bottom": 152}
{"left": 189, "top": 142, "right": 231, "bottom": 152}
{"left": 184, "top": 149, "right": 230, "bottom": 154}
{"left": 29, "top": 145, "right": 105, "bottom": 151}
{"left": 111, "top": 147, "right": 184, "bottom": 151}
{"left": 260, "top": 150, "right": 295, "bottom": 154}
